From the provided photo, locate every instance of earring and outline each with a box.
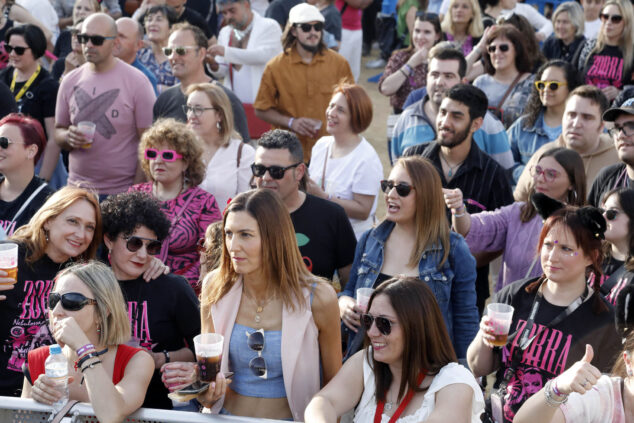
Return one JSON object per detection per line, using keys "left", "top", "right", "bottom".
{"left": 216, "top": 121, "right": 221, "bottom": 131}
{"left": 107, "top": 249, "right": 112, "bottom": 264}
{"left": 96, "top": 324, "right": 101, "bottom": 334}
{"left": 44, "top": 229, "right": 49, "bottom": 242}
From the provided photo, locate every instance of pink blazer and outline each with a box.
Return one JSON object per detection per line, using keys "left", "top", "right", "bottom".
{"left": 210, "top": 277, "right": 321, "bottom": 421}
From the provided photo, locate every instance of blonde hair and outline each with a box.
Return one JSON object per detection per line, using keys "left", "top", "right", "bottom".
{"left": 441, "top": 0, "right": 484, "bottom": 38}
{"left": 12, "top": 186, "right": 101, "bottom": 264}
{"left": 591, "top": 0, "right": 634, "bottom": 80}
{"left": 55, "top": 261, "right": 130, "bottom": 346}
{"left": 185, "top": 83, "right": 240, "bottom": 147}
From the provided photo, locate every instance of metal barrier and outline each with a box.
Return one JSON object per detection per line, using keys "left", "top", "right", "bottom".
{"left": 0, "top": 396, "right": 286, "bottom": 423}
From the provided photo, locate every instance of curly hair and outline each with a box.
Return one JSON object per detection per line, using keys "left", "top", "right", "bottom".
{"left": 139, "top": 118, "right": 206, "bottom": 186}
{"left": 101, "top": 191, "right": 171, "bottom": 242}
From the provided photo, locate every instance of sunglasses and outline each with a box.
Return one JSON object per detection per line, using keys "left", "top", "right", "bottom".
{"left": 600, "top": 13, "right": 623, "bottom": 23}
{"left": 162, "top": 46, "right": 199, "bottom": 56}
{"left": 296, "top": 22, "right": 324, "bottom": 32}
{"left": 361, "top": 313, "right": 398, "bottom": 336}
{"left": 124, "top": 235, "right": 162, "bottom": 255}
{"left": 144, "top": 148, "right": 183, "bottom": 162}
{"left": 48, "top": 292, "right": 97, "bottom": 312}
{"left": 250, "top": 162, "right": 302, "bottom": 179}
{"left": 608, "top": 122, "right": 634, "bottom": 138}
{"left": 247, "top": 329, "right": 267, "bottom": 379}
{"left": 182, "top": 104, "right": 216, "bottom": 117}
{"left": 415, "top": 11, "right": 439, "bottom": 19}
{"left": 380, "top": 180, "right": 414, "bottom": 197}
{"left": 487, "top": 43, "right": 510, "bottom": 53}
{"left": 535, "top": 80, "right": 568, "bottom": 91}
{"left": 5, "top": 45, "right": 29, "bottom": 55}
{"left": 0, "top": 136, "right": 25, "bottom": 149}
{"left": 603, "top": 209, "right": 619, "bottom": 221}
{"left": 76, "top": 34, "right": 116, "bottom": 45}
{"left": 530, "top": 165, "right": 560, "bottom": 182}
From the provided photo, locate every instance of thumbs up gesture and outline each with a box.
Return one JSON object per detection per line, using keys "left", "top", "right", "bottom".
{"left": 552, "top": 344, "right": 602, "bottom": 396}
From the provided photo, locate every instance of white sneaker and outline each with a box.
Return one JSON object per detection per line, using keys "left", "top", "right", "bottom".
{"left": 366, "top": 58, "right": 386, "bottom": 69}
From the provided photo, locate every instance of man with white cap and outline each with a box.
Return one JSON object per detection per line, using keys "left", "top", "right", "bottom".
{"left": 254, "top": 3, "right": 354, "bottom": 162}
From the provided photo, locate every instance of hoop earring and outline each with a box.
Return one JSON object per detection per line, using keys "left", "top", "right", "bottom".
{"left": 568, "top": 189, "right": 578, "bottom": 205}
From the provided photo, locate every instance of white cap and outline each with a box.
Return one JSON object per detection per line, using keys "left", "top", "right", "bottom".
{"left": 288, "top": 3, "right": 325, "bottom": 24}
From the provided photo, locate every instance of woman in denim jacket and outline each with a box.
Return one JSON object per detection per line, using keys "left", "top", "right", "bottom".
{"left": 339, "top": 157, "right": 479, "bottom": 360}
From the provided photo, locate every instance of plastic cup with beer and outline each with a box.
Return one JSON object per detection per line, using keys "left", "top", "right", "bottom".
{"left": 487, "top": 303, "right": 514, "bottom": 347}
{"left": 0, "top": 242, "right": 18, "bottom": 284}
{"left": 356, "top": 288, "right": 375, "bottom": 314}
{"left": 77, "top": 121, "right": 96, "bottom": 149}
{"left": 194, "top": 333, "right": 224, "bottom": 383}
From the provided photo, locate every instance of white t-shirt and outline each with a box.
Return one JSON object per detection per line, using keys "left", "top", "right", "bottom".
{"left": 560, "top": 375, "right": 626, "bottom": 423}
{"left": 585, "top": 19, "right": 601, "bottom": 40}
{"left": 198, "top": 138, "right": 255, "bottom": 209}
{"left": 309, "top": 136, "right": 383, "bottom": 239}
{"left": 353, "top": 359, "right": 485, "bottom": 423}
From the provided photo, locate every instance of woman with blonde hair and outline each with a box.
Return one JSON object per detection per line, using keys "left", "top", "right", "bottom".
{"left": 542, "top": 2, "right": 586, "bottom": 63}
{"left": 185, "top": 82, "right": 254, "bottom": 208}
{"left": 130, "top": 118, "right": 221, "bottom": 294}
{"left": 0, "top": 186, "right": 101, "bottom": 397}
{"left": 441, "top": 0, "right": 484, "bottom": 56}
{"left": 22, "top": 261, "right": 154, "bottom": 422}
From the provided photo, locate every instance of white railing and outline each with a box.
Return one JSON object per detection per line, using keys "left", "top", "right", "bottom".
{"left": 0, "top": 396, "right": 287, "bottom": 423}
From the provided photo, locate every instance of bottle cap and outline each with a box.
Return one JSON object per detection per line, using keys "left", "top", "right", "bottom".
{"left": 49, "top": 344, "right": 62, "bottom": 354}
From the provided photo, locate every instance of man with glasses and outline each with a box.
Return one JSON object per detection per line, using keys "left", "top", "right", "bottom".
{"left": 253, "top": 129, "right": 356, "bottom": 289}
{"left": 254, "top": 3, "right": 353, "bottom": 162}
{"left": 588, "top": 98, "right": 634, "bottom": 206}
{"left": 153, "top": 23, "right": 250, "bottom": 142}
{"left": 54, "top": 13, "right": 156, "bottom": 198}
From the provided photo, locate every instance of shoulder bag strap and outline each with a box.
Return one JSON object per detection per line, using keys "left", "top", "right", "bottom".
{"left": 320, "top": 143, "right": 330, "bottom": 191}
{"left": 496, "top": 72, "right": 524, "bottom": 110}
{"left": 50, "top": 400, "right": 80, "bottom": 423}
{"left": 10, "top": 182, "right": 47, "bottom": 224}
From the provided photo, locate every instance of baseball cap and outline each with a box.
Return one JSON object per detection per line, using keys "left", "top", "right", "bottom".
{"left": 603, "top": 97, "right": 634, "bottom": 122}
{"left": 288, "top": 3, "right": 325, "bottom": 24}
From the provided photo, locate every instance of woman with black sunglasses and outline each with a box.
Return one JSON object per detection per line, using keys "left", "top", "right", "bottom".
{"left": 339, "top": 156, "right": 479, "bottom": 361}
{"left": 22, "top": 261, "right": 154, "bottom": 422}
{"left": 0, "top": 186, "right": 101, "bottom": 397}
{"left": 100, "top": 191, "right": 200, "bottom": 410}
{"left": 306, "top": 277, "right": 485, "bottom": 422}
{"left": 130, "top": 118, "right": 221, "bottom": 295}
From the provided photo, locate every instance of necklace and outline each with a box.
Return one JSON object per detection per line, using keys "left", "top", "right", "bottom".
{"left": 439, "top": 152, "right": 464, "bottom": 178}
{"left": 242, "top": 287, "right": 276, "bottom": 323}
{"left": 232, "top": 19, "right": 254, "bottom": 43}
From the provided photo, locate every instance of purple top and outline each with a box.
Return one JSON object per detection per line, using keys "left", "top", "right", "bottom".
{"left": 465, "top": 201, "right": 543, "bottom": 292}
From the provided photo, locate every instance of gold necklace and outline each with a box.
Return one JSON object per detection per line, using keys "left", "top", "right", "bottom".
{"left": 242, "top": 287, "right": 276, "bottom": 323}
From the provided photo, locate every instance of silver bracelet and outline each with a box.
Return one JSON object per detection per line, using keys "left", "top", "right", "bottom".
{"left": 544, "top": 379, "right": 568, "bottom": 407}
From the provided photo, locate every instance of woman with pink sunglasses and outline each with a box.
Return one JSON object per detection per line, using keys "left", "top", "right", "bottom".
{"left": 129, "top": 118, "right": 221, "bottom": 295}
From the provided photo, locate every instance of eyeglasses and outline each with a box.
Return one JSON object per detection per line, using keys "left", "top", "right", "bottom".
{"left": 0, "top": 136, "right": 25, "bottom": 149}
{"left": 246, "top": 329, "right": 267, "bottom": 379}
{"left": 144, "top": 148, "right": 184, "bottom": 162}
{"left": 48, "top": 292, "right": 97, "bottom": 311}
{"left": 5, "top": 45, "right": 29, "bottom": 55}
{"left": 296, "top": 22, "right": 324, "bottom": 32}
{"left": 162, "top": 46, "right": 199, "bottom": 56}
{"left": 535, "top": 80, "right": 568, "bottom": 91}
{"left": 600, "top": 13, "right": 623, "bottom": 23}
{"left": 361, "top": 313, "right": 398, "bottom": 336}
{"left": 380, "top": 180, "right": 414, "bottom": 197}
{"left": 608, "top": 122, "right": 634, "bottom": 138}
{"left": 76, "top": 34, "right": 116, "bottom": 45}
{"left": 603, "top": 209, "right": 619, "bottom": 221}
{"left": 124, "top": 235, "right": 162, "bottom": 255}
{"left": 183, "top": 104, "right": 216, "bottom": 117}
{"left": 250, "top": 162, "right": 302, "bottom": 179}
{"left": 530, "top": 165, "right": 560, "bottom": 182}
{"left": 487, "top": 43, "right": 510, "bottom": 53}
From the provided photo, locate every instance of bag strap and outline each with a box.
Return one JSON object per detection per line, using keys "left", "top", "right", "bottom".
{"left": 339, "top": 1, "right": 348, "bottom": 14}
{"left": 496, "top": 73, "right": 524, "bottom": 110}
{"left": 320, "top": 143, "right": 331, "bottom": 191}
{"left": 11, "top": 182, "right": 47, "bottom": 224}
{"left": 158, "top": 190, "right": 198, "bottom": 262}
{"left": 50, "top": 400, "right": 79, "bottom": 423}
{"left": 236, "top": 141, "right": 244, "bottom": 168}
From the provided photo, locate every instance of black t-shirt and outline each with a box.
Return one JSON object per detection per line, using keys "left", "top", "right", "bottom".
{"left": 53, "top": 30, "right": 72, "bottom": 59}
{"left": 0, "top": 80, "right": 17, "bottom": 118}
{"left": 583, "top": 44, "right": 634, "bottom": 89}
{"left": 0, "top": 243, "right": 70, "bottom": 396}
{"left": 588, "top": 163, "right": 631, "bottom": 207}
{"left": 290, "top": 194, "right": 357, "bottom": 281}
{"left": 118, "top": 273, "right": 200, "bottom": 409}
{"left": 491, "top": 277, "right": 621, "bottom": 423}
{"left": 153, "top": 83, "right": 250, "bottom": 142}
{"left": 0, "top": 176, "right": 53, "bottom": 237}
{"left": 265, "top": 0, "right": 303, "bottom": 29}
{"left": 177, "top": 8, "right": 212, "bottom": 38}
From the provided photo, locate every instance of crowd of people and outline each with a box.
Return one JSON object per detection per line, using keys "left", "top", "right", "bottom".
{"left": 1, "top": 0, "right": 634, "bottom": 422}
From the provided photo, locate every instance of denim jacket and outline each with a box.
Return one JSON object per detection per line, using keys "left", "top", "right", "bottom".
{"left": 341, "top": 220, "right": 479, "bottom": 358}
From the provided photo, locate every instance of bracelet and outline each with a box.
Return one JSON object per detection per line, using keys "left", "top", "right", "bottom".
{"left": 77, "top": 351, "right": 101, "bottom": 369}
{"left": 453, "top": 212, "right": 466, "bottom": 218}
{"left": 398, "top": 67, "right": 409, "bottom": 78}
{"left": 544, "top": 380, "right": 568, "bottom": 407}
{"left": 80, "top": 359, "right": 102, "bottom": 373}
{"left": 288, "top": 117, "right": 294, "bottom": 129}
{"left": 163, "top": 350, "right": 170, "bottom": 363}
{"left": 552, "top": 378, "right": 564, "bottom": 397}
{"left": 76, "top": 344, "right": 95, "bottom": 357}
{"left": 402, "top": 63, "right": 413, "bottom": 76}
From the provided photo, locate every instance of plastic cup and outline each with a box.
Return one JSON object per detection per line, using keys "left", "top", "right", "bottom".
{"left": 194, "top": 333, "right": 223, "bottom": 383}
{"left": 313, "top": 120, "right": 323, "bottom": 132}
{"left": 77, "top": 121, "right": 96, "bottom": 149}
{"left": 0, "top": 243, "right": 18, "bottom": 283}
{"left": 356, "top": 288, "right": 374, "bottom": 313}
{"left": 487, "top": 303, "right": 514, "bottom": 347}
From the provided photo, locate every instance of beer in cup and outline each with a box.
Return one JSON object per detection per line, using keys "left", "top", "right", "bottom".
{"left": 487, "top": 303, "right": 514, "bottom": 347}
{"left": 194, "top": 333, "right": 223, "bottom": 383}
{"left": 0, "top": 243, "right": 18, "bottom": 283}
{"left": 77, "top": 121, "right": 96, "bottom": 149}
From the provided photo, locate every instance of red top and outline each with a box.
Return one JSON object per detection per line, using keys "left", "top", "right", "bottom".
{"left": 27, "top": 344, "right": 142, "bottom": 385}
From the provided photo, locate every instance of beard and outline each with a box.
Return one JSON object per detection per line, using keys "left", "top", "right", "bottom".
{"left": 297, "top": 36, "right": 321, "bottom": 53}
{"left": 437, "top": 123, "right": 472, "bottom": 148}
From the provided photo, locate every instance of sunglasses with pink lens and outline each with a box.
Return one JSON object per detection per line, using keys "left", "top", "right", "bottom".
{"left": 144, "top": 148, "right": 183, "bottom": 162}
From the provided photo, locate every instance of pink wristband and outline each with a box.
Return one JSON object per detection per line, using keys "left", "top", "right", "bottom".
{"left": 76, "top": 343, "right": 95, "bottom": 357}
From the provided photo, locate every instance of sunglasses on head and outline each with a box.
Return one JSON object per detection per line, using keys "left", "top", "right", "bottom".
{"left": 535, "top": 80, "right": 567, "bottom": 91}
{"left": 487, "top": 43, "right": 510, "bottom": 53}
{"left": 603, "top": 209, "right": 619, "bottom": 221}
{"left": 600, "top": 13, "right": 623, "bottom": 23}
{"left": 5, "top": 45, "right": 29, "bottom": 55}
{"left": 247, "top": 329, "right": 267, "bottom": 379}
{"left": 162, "top": 46, "right": 199, "bottom": 56}
{"left": 250, "top": 162, "right": 302, "bottom": 179}
{"left": 380, "top": 180, "right": 414, "bottom": 197}
{"left": 124, "top": 235, "right": 162, "bottom": 255}
{"left": 0, "top": 136, "right": 25, "bottom": 149}
{"left": 144, "top": 148, "right": 183, "bottom": 162}
{"left": 48, "top": 292, "right": 97, "bottom": 311}
{"left": 76, "top": 33, "right": 116, "bottom": 45}
{"left": 296, "top": 22, "right": 324, "bottom": 32}
{"left": 361, "top": 313, "right": 397, "bottom": 336}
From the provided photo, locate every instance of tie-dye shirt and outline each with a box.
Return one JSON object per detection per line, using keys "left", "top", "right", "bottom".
{"left": 560, "top": 376, "right": 626, "bottom": 423}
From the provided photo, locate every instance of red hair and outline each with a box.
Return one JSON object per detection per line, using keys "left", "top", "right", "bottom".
{"left": 0, "top": 113, "right": 47, "bottom": 164}
{"left": 333, "top": 83, "right": 373, "bottom": 134}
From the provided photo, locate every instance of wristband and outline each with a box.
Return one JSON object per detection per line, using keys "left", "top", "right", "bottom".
{"left": 453, "top": 212, "right": 466, "bottom": 218}
{"left": 402, "top": 63, "right": 413, "bottom": 76}
{"left": 288, "top": 117, "right": 294, "bottom": 129}
{"left": 76, "top": 344, "right": 95, "bottom": 357}
{"left": 398, "top": 68, "right": 409, "bottom": 78}
{"left": 163, "top": 350, "right": 170, "bottom": 363}
{"left": 80, "top": 359, "right": 102, "bottom": 373}
{"left": 552, "top": 378, "right": 563, "bottom": 397}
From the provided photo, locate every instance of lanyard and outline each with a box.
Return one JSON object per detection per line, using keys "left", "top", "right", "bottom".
{"left": 10, "top": 64, "right": 40, "bottom": 101}
{"left": 374, "top": 371, "right": 426, "bottom": 423}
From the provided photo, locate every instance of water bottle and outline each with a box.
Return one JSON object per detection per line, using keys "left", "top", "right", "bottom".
{"left": 44, "top": 344, "right": 69, "bottom": 413}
